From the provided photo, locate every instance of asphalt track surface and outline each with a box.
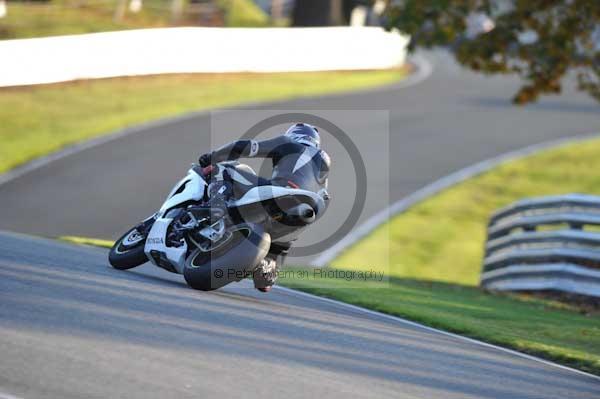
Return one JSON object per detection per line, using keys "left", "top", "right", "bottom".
{"left": 1, "top": 51, "right": 600, "bottom": 398}
{"left": 1, "top": 231, "right": 599, "bottom": 399}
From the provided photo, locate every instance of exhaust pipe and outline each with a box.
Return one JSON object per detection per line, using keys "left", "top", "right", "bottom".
{"left": 282, "top": 203, "right": 316, "bottom": 226}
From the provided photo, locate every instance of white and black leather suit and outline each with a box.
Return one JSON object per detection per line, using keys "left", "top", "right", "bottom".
{"left": 205, "top": 135, "right": 331, "bottom": 262}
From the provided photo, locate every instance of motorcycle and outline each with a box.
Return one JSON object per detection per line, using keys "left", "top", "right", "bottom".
{"left": 108, "top": 161, "right": 329, "bottom": 291}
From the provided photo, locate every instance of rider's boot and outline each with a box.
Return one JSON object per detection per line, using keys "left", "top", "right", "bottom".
{"left": 253, "top": 257, "right": 278, "bottom": 293}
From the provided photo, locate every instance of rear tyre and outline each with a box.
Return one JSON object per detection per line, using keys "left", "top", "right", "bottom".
{"left": 109, "top": 226, "right": 149, "bottom": 270}
{"left": 184, "top": 223, "right": 271, "bottom": 291}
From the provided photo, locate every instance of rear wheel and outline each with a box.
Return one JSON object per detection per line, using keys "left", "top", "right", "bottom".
{"left": 184, "top": 223, "right": 271, "bottom": 291}
{"left": 109, "top": 226, "right": 149, "bottom": 270}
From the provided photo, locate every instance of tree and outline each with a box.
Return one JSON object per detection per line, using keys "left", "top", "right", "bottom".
{"left": 386, "top": 0, "right": 600, "bottom": 104}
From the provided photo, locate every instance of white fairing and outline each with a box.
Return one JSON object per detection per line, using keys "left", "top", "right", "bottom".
{"left": 232, "top": 186, "right": 326, "bottom": 213}
{"left": 159, "top": 168, "right": 206, "bottom": 215}
{"left": 145, "top": 167, "right": 206, "bottom": 272}
{"left": 144, "top": 217, "right": 188, "bottom": 273}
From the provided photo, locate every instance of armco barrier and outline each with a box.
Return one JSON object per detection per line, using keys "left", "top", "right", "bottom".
{"left": 481, "top": 194, "right": 600, "bottom": 298}
{"left": 0, "top": 27, "right": 409, "bottom": 87}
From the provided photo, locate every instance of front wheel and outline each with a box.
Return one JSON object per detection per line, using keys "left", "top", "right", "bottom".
{"left": 109, "top": 226, "right": 149, "bottom": 270}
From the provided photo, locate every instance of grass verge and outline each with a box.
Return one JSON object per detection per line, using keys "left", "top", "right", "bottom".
{"left": 0, "top": 68, "right": 406, "bottom": 174}
{"left": 60, "top": 236, "right": 114, "bottom": 248}
{"left": 0, "top": 0, "right": 269, "bottom": 39}
{"left": 280, "top": 269, "right": 600, "bottom": 375}
{"left": 333, "top": 136, "right": 600, "bottom": 285}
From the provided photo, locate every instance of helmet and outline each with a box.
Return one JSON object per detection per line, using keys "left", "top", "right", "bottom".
{"left": 284, "top": 123, "right": 321, "bottom": 149}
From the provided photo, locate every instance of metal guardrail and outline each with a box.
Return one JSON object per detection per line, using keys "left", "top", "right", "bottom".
{"left": 481, "top": 194, "right": 600, "bottom": 298}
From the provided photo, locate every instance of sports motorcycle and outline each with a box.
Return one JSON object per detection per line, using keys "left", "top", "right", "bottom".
{"left": 108, "top": 161, "right": 329, "bottom": 291}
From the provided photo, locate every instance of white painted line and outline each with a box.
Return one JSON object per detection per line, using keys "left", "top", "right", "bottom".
{"left": 275, "top": 285, "right": 600, "bottom": 381}
{"left": 0, "top": 55, "right": 432, "bottom": 189}
{"left": 393, "top": 53, "right": 433, "bottom": 89}
{"left": 0, "top": 391, "right": 23, "bottom": 399}
{"left": 313, "top": 132, "right": 600, "bottom": 266}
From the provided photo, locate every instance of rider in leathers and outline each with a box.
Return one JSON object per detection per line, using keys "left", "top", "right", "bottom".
{"left": 199, "top": 123, "right": 331, "bottom": 292}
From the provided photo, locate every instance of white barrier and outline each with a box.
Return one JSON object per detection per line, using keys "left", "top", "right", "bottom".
{"left": 0, "top": 27, "right": 409, "bottom": 87}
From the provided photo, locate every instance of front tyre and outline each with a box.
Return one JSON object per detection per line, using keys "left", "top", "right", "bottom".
{"left": 184, "top": 223, "right": 271, "bottom": 291}
{"left": 109, "top": 226, "right": 149, "bottom": 270}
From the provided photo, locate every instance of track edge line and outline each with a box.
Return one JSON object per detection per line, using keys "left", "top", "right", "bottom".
{"left": 274, "top": 285, "right": 600, "bottom": 381}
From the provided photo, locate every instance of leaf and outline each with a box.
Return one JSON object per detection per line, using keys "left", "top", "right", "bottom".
{"left": 386, "top": 0, "right": 600, "bottom": 105}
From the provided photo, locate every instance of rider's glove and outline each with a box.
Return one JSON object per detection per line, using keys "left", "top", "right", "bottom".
{"left": 199, "top": 152, "right": 213, "bottom": 167}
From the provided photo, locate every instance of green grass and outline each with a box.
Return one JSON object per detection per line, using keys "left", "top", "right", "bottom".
{"left": 60, "top": 235, "right": 114, "bottom": 248}
{"left": 281, "top": 137, "right": 600, "bottom": 375}
{"left": 0, "top": 69, "right": 406, "bottom": 174}
{"left": 224, "top": 0, "right": 269, "bottom": 27}
{"left": 0, "top": 0, "right": 269, "bottom": 39}
{"left": 280, "top": 271, "right": 600, "bottom": 374}
{"left": 333, "top": 137, "right": 600, "bottom": 285}
{"left": 0, "top": 1, "right": 165, "bottom": 39}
